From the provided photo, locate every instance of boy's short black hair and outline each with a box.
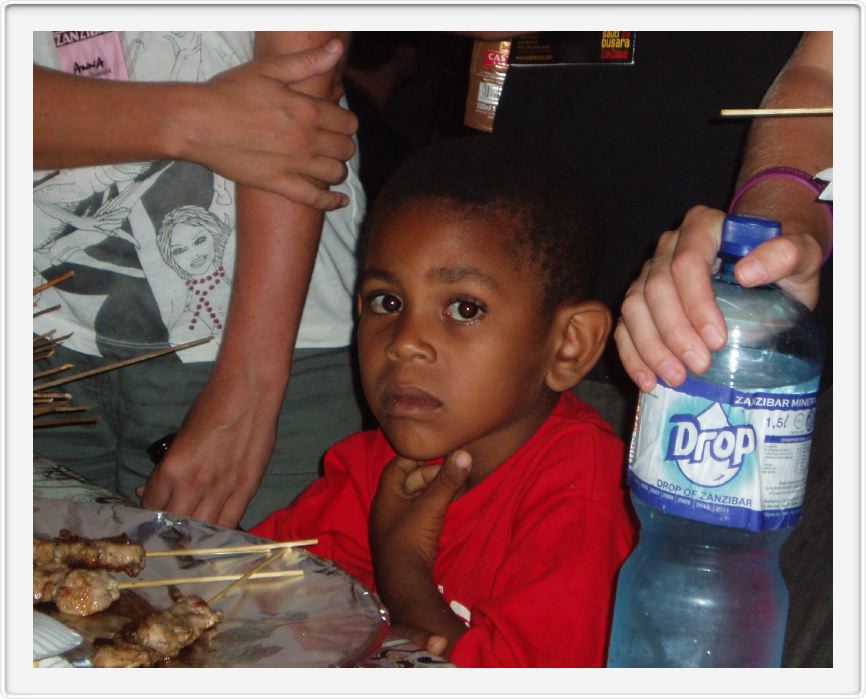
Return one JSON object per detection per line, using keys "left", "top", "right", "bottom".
{"left": 362, "top": 134, "right": 605, "bottom": 309}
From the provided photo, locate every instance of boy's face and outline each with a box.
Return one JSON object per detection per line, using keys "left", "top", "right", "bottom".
{"left": 357, "top": 205, "right": 560, "bottom": 481}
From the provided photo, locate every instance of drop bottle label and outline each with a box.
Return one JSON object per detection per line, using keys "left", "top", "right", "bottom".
{"left": 628, "top": 375, "right": 819, "bottom": 532}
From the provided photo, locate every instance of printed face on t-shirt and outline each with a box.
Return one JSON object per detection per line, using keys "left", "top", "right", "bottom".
{"left": 356, "top": 204, "right": 559, "bottom": 483}
{"left": 169, "top": 222, "right": 216, "bottom": 277}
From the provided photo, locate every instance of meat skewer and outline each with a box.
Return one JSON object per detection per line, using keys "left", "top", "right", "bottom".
{"left": 53, "top": 569, "right": 121, "bottom": 616}
{"left": 91, "top": 590, "right": 222, "bottom": 667}
{"left": 34, "top": 534, "right": 303, "bottom": 617}
{"left": 32, "top": 563, "right": 69, "bottom": 605}
{"left": 32, "top": 530, "right": 306, "bottom": 666}
{"left": 34, "top": 530, "right": 146, "bottom": 577}
{"left": 33, "top": 530, "right": 142, "bottom": 617}
{"left": 33, "top": 564, "right": 120, "bottom": 616}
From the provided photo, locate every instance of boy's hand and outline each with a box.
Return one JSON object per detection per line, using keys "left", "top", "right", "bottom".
{"left": 389, "top": 624, "right": 449, "bottom": 658}
{"left": 403, "top": 462, "right": 444, "bottom": 496}
{"left": 371, "top": 450, "right": 471, "bottom": 570}
{"left": 370, "top": 451, "right": 472, "bottom": 653}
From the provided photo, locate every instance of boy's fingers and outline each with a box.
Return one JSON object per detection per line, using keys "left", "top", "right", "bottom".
{"left": 389, "top": 624, "right": 448, "bottom": 657}
{"left": 379, "top": 455, "right": 424, "bottom": 491}
{"left": 404, "top": 463, "right": 443, "bottom": 495}
{"left": 420, "top": 450, "right": 471, "bottom": 508}
{"left": 426, "top": 635, "right": 449, "bottom": 657}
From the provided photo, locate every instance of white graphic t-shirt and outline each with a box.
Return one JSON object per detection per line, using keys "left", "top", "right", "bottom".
{"left": 33, "top": 31, "right": 365, "bottom": 362}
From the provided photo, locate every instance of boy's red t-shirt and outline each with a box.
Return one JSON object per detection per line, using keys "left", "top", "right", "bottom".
{"left": 251, "top": 391, "right": 636, "bottom": 667}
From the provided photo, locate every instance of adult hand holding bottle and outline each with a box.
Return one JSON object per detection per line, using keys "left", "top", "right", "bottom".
{"left": 614, "top": 31, "right": 831, "bottom": 392}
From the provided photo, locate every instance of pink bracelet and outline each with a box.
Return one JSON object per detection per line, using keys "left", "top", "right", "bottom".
{"left": 728, "top": 166, "right": 833, "bottom": 262}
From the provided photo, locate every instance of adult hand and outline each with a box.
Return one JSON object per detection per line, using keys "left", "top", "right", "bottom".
{"left": 138, "top": 371, "right": 282, "bottom": 529}
{"left": 614, "top": 204, "right": 823, "bottom": 392}
{"left": 172, "top": 37, "right": 358, "bottom": 210}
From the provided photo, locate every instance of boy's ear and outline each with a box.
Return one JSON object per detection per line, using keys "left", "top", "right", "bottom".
{"left": 545, "top": 301, "right": 612, "bottom": 393}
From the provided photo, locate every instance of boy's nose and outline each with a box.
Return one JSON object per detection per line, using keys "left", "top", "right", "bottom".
{"left": 385, "top": 313, "right": 436, "bottom": 363}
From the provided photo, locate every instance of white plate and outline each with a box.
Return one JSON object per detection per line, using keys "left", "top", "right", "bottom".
{"left": 34, "top": 498, "right": 388, "bottom": 667}
{"left": 33, "top": 611, "right": 83, "bottom": 660}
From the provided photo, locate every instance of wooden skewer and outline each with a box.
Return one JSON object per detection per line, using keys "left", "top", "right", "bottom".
{"left": 146, "top": 539, "right": 317, "bottom": 558}
{"left": 720, "top": 107, "right": 832, "bottom": 118}
{"left": 39, "top": 404, "right": 91, "bottom": 415}
{"left": 207, "top": 549, "right": 286, "bottom": 606}
{"left": 33, "top": 330, "right": 57, "bottom": 343}
{"left": 33, "top": 403, "right": 68, "bottom": 412}
{"left": 34, "top": 403, "right": 73, "bottom": 416}
{"left": 33, "top": 364, "right": 75, "bottom": 380}
{"left": 119, "top": 568, "right": 303, "bottom": 591}
{"left": 33, "top": 337, "right": 213, "bottom": 391}
{"left": 33, "top": 334, "right": 72, "bottom": 350}
{"left": 33, "top": 271, "right": 75, "bottom": 295}
{"left": 33, "top": 406, "right": 67, "bottom": 416}
{"left": 34, "top": 304, "right": 62, "bottom": 318}
{"left": 34, "top": 331, "right": 72, "bottom": 343}
{"left": 33, "top": 416, "right": 100, "bottom": 428}
{"left": 34, "top": 170, "right": 60, "bottom": 188}
{"left": 33, "top": 391, "right": 72, "bottom": 400}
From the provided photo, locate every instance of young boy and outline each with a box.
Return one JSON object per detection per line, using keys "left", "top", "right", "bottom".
{"left": 251, "top": 135, "right": 636, "bottom": 667}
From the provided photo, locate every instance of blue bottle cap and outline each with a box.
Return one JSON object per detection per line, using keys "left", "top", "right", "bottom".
{"left": 720, "top": 214, "right": 781, "bottom": 258}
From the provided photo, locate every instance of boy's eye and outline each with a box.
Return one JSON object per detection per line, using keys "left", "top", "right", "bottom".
{"left": 445, "top": 299, "right": 485, "bottom": 322}
{"left": 369, "top": 293, "right": 402, "bottom": 314}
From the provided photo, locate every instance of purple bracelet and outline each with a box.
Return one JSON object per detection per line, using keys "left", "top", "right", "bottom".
{"left": 728, "top": 166, "right": 833, "bottom": 262}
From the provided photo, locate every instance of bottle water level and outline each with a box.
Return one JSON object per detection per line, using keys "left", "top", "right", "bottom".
{"left": 607, "top": 498, "right": 792, "bottom": 668}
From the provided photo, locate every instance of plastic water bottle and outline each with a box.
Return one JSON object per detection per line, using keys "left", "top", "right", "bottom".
{"left": 607, "top": 214, "right": 823, "bottom": 667}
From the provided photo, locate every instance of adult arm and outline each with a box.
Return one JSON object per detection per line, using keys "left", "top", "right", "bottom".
{"left": 615, "top": 31, "right": 832, "bottom": 390}
{"left": 140, "top": 31, "right": 353, "bottom": 527}
{"left": 34, "top": 38, "right": 357, "bottom": 210}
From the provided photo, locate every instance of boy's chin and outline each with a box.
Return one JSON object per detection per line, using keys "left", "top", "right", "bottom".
{"left": 384, "top": 433, "right": 449, "bottom": 464}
